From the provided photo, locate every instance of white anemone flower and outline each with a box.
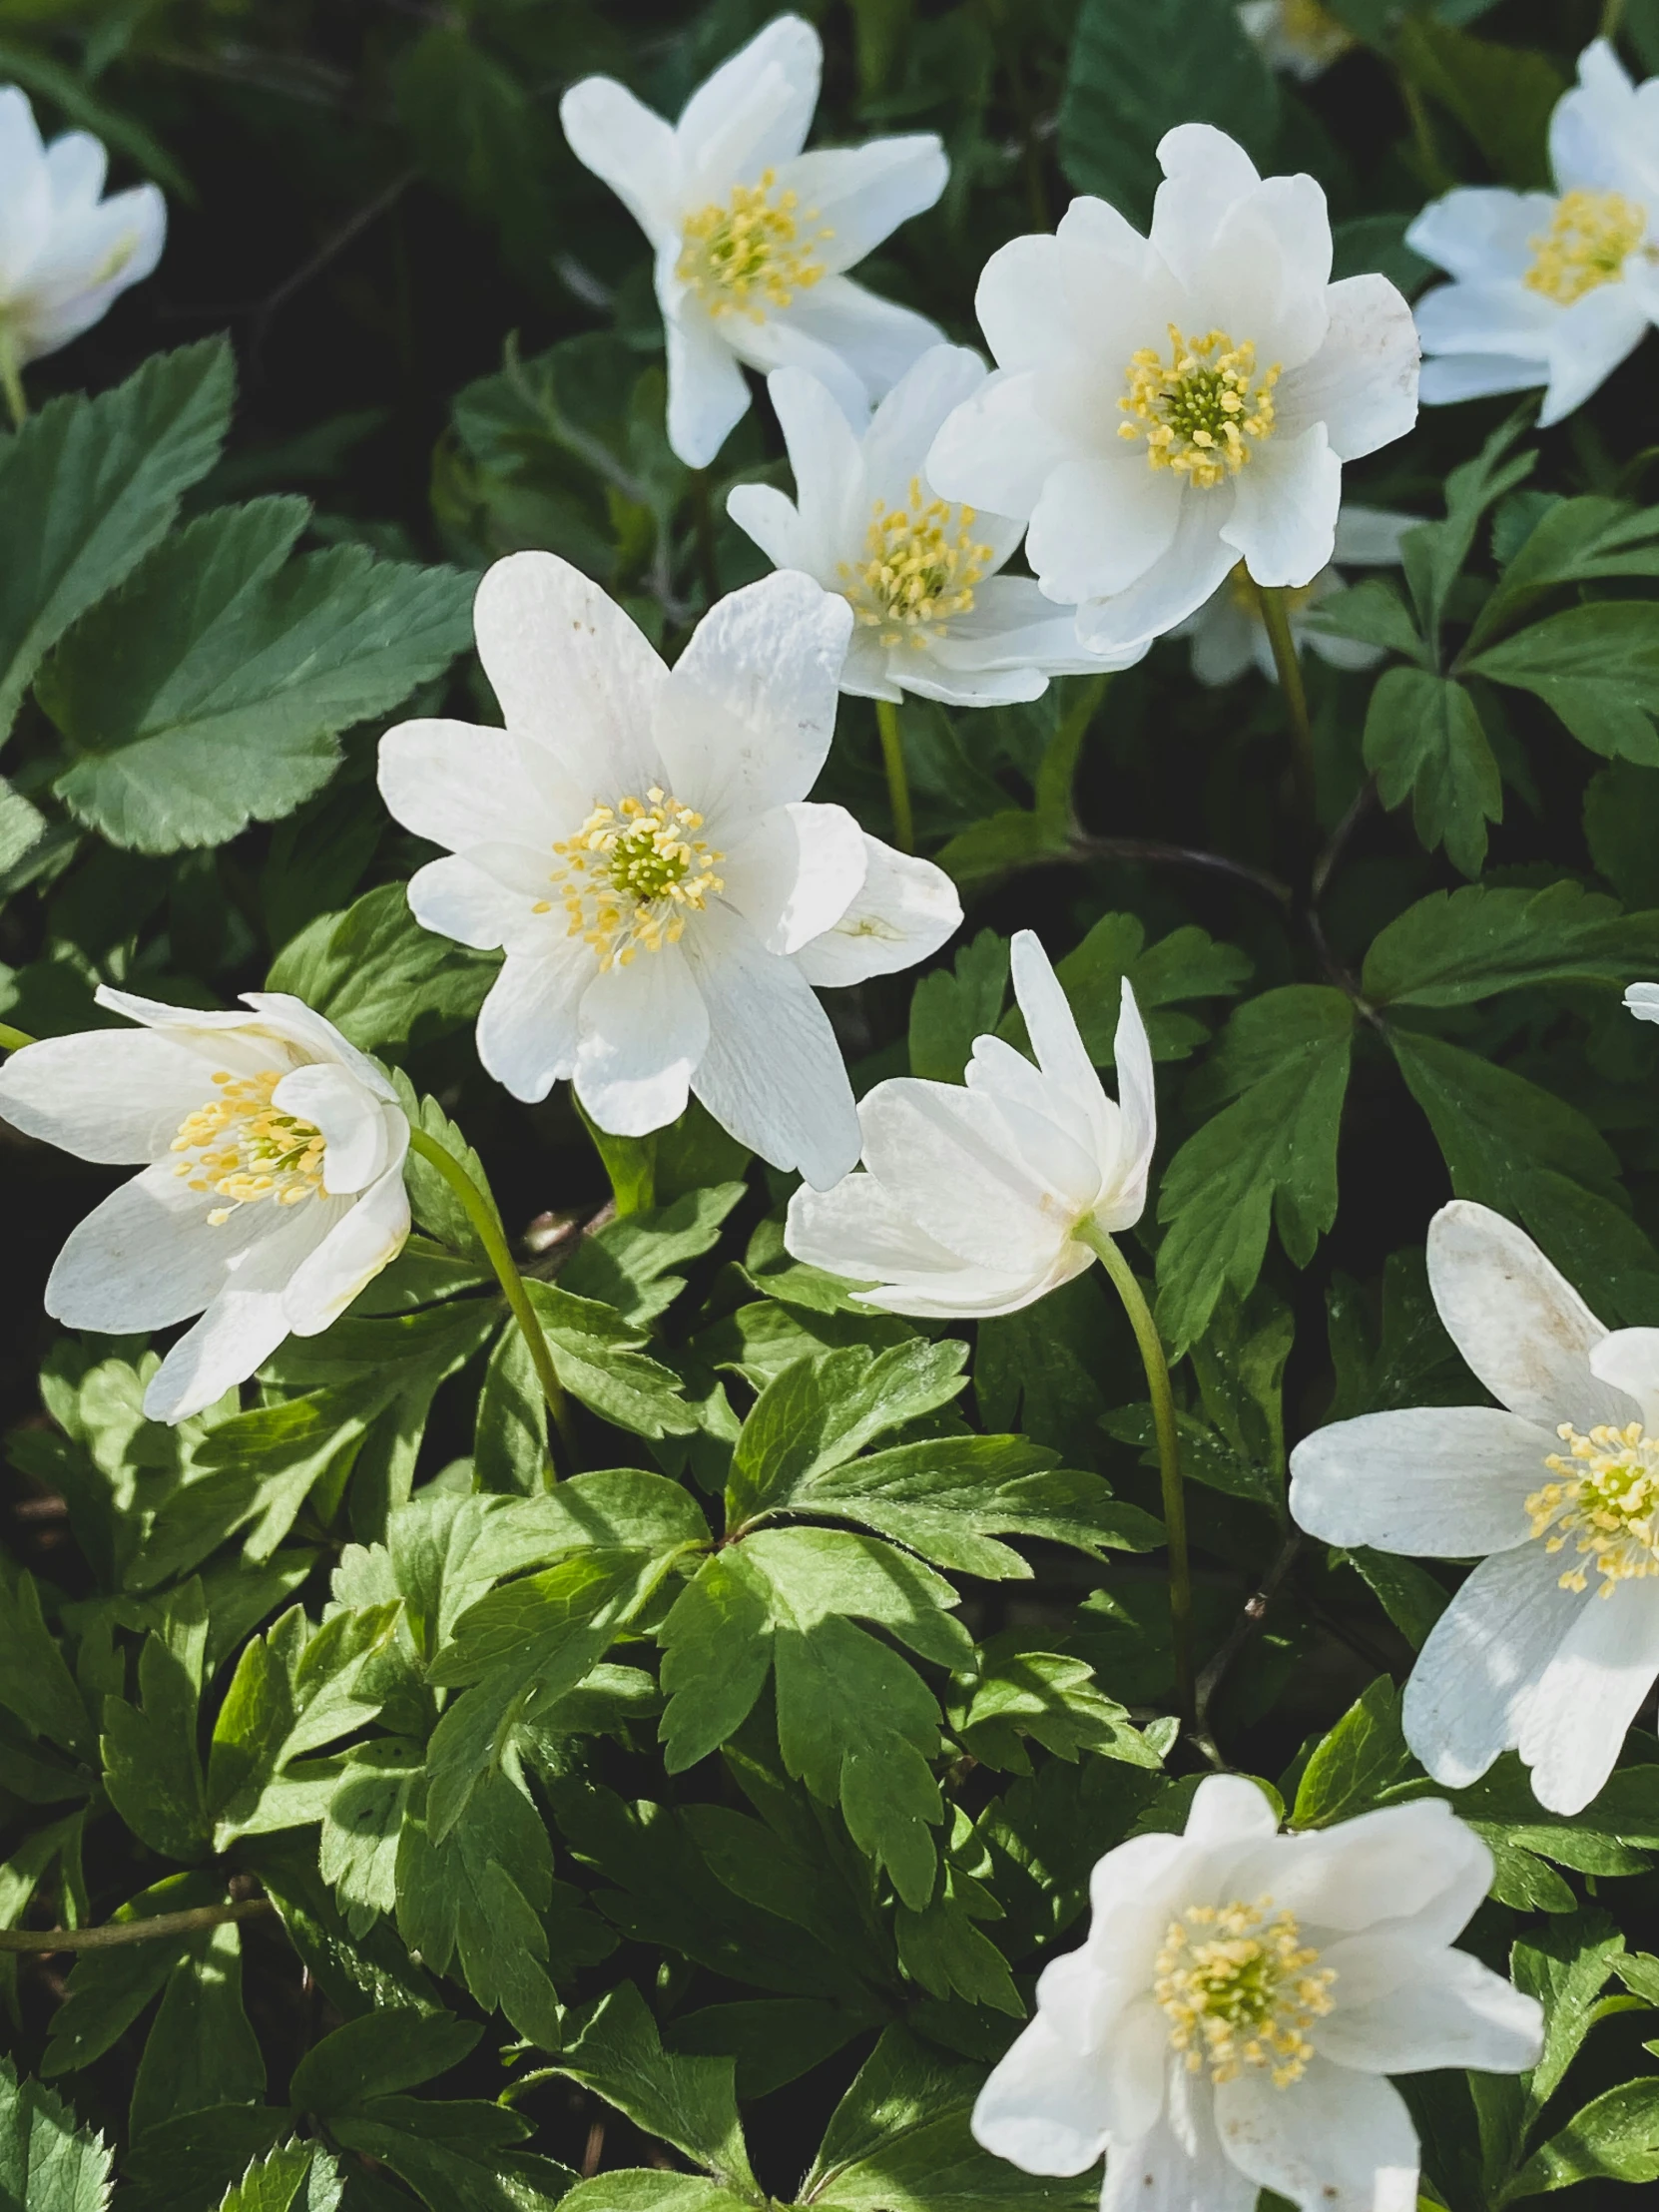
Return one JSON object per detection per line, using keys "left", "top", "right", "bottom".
{"left": 925, "top": 127, "right": 1419, "bottom": 655}
{"left": 728, "top": 347, "right": 1144, "bottom": 707}
{"left": 0, "top": 991, "right": 410, "bottom": 1425}
{"left": 1172, "top": 504, "right": 1417, "bottom": 686}
{"left": 1238, "top": 0, "right": 1355, "bottom": 84}
{"left": 1409, "top": 40, "right": 1659, "bottom": 427}
{"left": 973, "top": 1774, "right": 1541, "bottom": 2212}
{"left": 378, "top": 553, "right": 960, "bottom": 1190}
{"left": 560, "top": 14, "right": 947, "bottom": 468}
{"left": 0, "top": 88, "right": 165, "bottom": 381}
{"left": 785, "top": 929, "right": 1153, "bottom": 1317}
{"left": 1291, "top": 1199, "right": 1659, "bottom": 1816}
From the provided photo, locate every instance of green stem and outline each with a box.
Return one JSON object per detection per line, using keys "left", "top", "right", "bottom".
{"left": 575, "top": 1097, "right": 657, "bottom": 1217}
{"left": 875, "top": 697, "right": 914, "bottom": 854}
{"left": 1078, "top": 1221, "right": 1195, "bottom": 1729}
{"left": 0, "top": 1898, "right": 273, "bottom": 1953}
{"left": 405, "top": 1126, "right": 575, "bottom": 1471}
{"left": 0, "top": 1021, "right": 37, "bottom": 1052}
{"left": 0, "top": 329, "right": 25, "bottom": 431}
{"left": 1257, "top": 584, "right": 1318, "bottom": 845}
{"left": 1602, "top": 0, "right": 1626, "bottom": 42}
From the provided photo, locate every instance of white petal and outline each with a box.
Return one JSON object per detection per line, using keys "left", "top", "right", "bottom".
{"left": 1186, "top": 1771, "right": 1281, "bottom": 1846}
{"left": 1426, "top": 1200, "right": 1630, "bottom": 1429}
{"left": 1407, "top": 189, "right": 1555, "bottom": 284}
{"left": 787, "top": 1169, "right": 966, "bottom": 1280}
{"left": 720, "top": 801, "right": 867, "bottom": 955}
{"left": 1195, "top": 173, "right": 1334, "bottom": 370}
{"left": 1538, "top": 280, "right": 1651, "bottom": 426}
{"left": 664, "top": 302, "right": 755, "bottom": 468}
{"left": 1275, "top": 275, "right": 1419, "bottom": 461}
{"left": 675, "top": 14, "right": 820, "bottom": 183}
{"left": 0, "top": 88, "right": 48, "bottom": 297}
{"left": 972, "top": 233, "right": 1074, "bottom": 371}
{"left": 925, "top": 367, "right": 1084, "bottom": 520}
{"left": 376, "top": 720, "right": 553, "bottom": 853}
{"left": 44, "top": 131, "right": 107, "bottom": 210}
{"left": 1222, "top": 422, "right": 1340, "bottom": 590}
{"left": 559, "top": 78, "right": 680, "bottom": 252}
{"left": 782, "top": 137, "right": 948, "bottom": 273}
{"left": 1101, "top": 2070, "right": 1255, "bottom": 2212}
{"left": 757, "top": 273, "right": 943, "bottom": 402}
{"left": 0, "top": 1030, "right": 214, "bottom": 1164}
{"left": 1149, "top": 125, "right": 1263, "bottom": 284}
{"left": 763, "top": 362, "right": 868, "bottom": 573}
{"left": 1243, "top": 1799, "right": 1485, "bottom": 1939}
{"left": 1590, "top": 1329, "right": 1659, "bottom": 1431}
{"left": 1073, "top": 493, "right": 1242, "bottom": 654}
{"left": 234, "top": 996, "right": 398, "bottom": 1101}
{"left": 406, "top": 853, "right": 536, "bottom": 953}
{"left": 283, "top": 1163, "right": 410, "bottom": 1337}
{"left": 1332, "top": 506, "right": 1418, "bottom": 565}
{"left": 1012, "top": 929, "right": 1098, "bottom": 1101}
{"left": 472, "top": 554, "right": 669, "bottom": 795}
{"left": 1214, "top": 2054, "right": 1418, "bottom": 2212}
{"left": 727, "top": 481, "right": 809, "bottom": 574}
{"left": 474, "top": 938, "right": 593, "bottom": 1103}
{"left": 856, "top": 1240, "right": 1095, "bottom": 1321}
{"left": 855, "top": 1076, "right": 1070, "bottom": 1271}
{"left": 1517, "top": 1576, "right": 1659, "bottom": 1815}
{"left": 971, "top": 2003, "right": 1113, "bottom": 2177}
{"left": 1413, "top": 277, "right": 1556, "bottom": 360}
{"left": 1418, "top": 351, "right": 1548, "bottom": 406}
{"left": 140, "top": 1201, "right": 340, "bottom": 1423}
{"left": 1288, "top": 1404, "right": 1543, "bottom": 1556}
{"left": 45, "top": 1167, "right": 245, "bottom": 1330}
{"left": 1315, "top": 1939, "right": 1543, "bottom": 2074}
{"left": 573, "top": 944, "right": 709, "bottom": 1138}
{"left": 1101, "top": 980, "right": 1156, "bottom": 1232}
{"left": 273, "top": 1063, "right": 389, "bottom": 1196}
{"left": 861, "top": 342, "right": 987, "bottom": 505}
{"left": 682, "top": 903, "right": 858, "bottom": 1187}
{"left": 1626, "top": 980, "right": 1659, "bottom": 1027}
{"left": 15, "top": 186, "right": 166, "bottom": 362}
{"left": 793, "top": 835, "right": 961, "bottom": 987}
{"left": 1027, "top": 454, "right": 1183, "bottom": 606}
{"left": 1403, "top": 1545, "right": 1582, "bottom": 1791}
{"left": 657, "top": 570, "right": 850, "bottom": 820}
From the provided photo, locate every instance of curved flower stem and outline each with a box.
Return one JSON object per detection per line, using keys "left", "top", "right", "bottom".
{"left": 404, "top": 1126, "right": 575, "bottom": 1472}
{"left": 0, "top": 331, "right": 26, "bottom": 430}
{"left": 0, "top": 1898, "right": 274, "bottom": 1953}
{"left": 1078, "top": 1221, "right": 1195, "bottom": 1728}
{"left": 1258, "top": 586, "right": 1317, "bottom": 847}
{"left": 875, "top": 698, "right": 914, "bottom": 854}
{"left": 0, "top": 1021, "right": 37, "bottom": 1052}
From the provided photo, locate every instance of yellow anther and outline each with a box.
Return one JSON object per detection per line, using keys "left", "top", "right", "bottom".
{"left": 1154, "top": 1897, "right": 1335, "bottom": 2089}
{"left": 1528, "top": 1421, "right": 1659, "bottom": 1595}
{"left": 1119, "top": 325, "right": 1280, "bottom": 489}
{"left": 1524, "top": 191, "right": 1648, "bottom": 305}
{"left": 546, "top": 791, "right": 724, "bottom": 972}
{"left": 837, "top": 477, "right": 994, "bottom": 650}
{"left": 676, "top": 168, "right": 831, "bottom": 322}
{"left": 170, "top": 1069, "right": 327, "bottom": 1225}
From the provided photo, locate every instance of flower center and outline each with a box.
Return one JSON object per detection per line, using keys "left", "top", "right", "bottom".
{"left": 170, "top": 1070, "right": 327, "bottom": 1227}
{"left": 538, "top": 788, "right": 725, "bottom": 971}
{"left": 1524, "top": 191, "right": 1648, "bottom": 305}
{"left": 1118, "top": 326, "right": 1280, "bottom": 489}
{"left": 676, "top": 170, "right": 830, "bottom": 322}
{"left": 839, "top": 479, "right": 994, "bottom": 650}
{"left": 1154, "top": 1897, "right": 1335, "bottom": 2088}
{"left": 1528, "top": 1422, "right": 1659, "bottom": 1594}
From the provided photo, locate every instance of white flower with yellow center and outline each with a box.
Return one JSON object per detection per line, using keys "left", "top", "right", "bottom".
{"left": 0, "top": 88, "right": 165, "bottom": 389}
{"left": 377, "top": 553, "right": 960, "bottom": 1189}
{"left": 785, "top": 931, "right": 1154, "bottom": 1317}
{"left": 729, "top": 348, "right": 1144, "bottom": 707}
{"left": 1409, "top": 40, "right": 1659, "bottom": 427}
{"left": 1238, "top": 0, "right": 1355, "bottom": 84}
{"left": 1173, "top": 504, "right": 1417, "bottom": 686}
{"left": 973, "top": 1775, "right": 1540, "bottom": 2212}
{"left": 925, "top": 127, "right": 1418, "bottom": 655}
{"left": 1290, "top": 1199, "right": 1659, "bottom": 1816}
{"left": 0, "top": 992, "right": 409, "bottom": 1424}
{"left": 559, "top": 14, "right": 946, "bottom": 468}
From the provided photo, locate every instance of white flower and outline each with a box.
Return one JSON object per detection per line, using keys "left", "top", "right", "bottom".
{"left": 378, "top": 553, "right": 959, "bottom": 1190}
{"left": 728, "top": 347, "right": 1144, "bottom": 707}
{"left": 0, "top": 991, "right": 409, "bottom": 1425}
{"left": 973, "top": 1774, "right": 1541, "bottom": 2212}
{"left": 1239, "top": 0, "right": 1355, "bottom": 84}
{"left": 1173, "top": 504, "right": 1417, "bottom": 686}
{"left": 559, "top": 14, "right": 947, "bottom": 468}
{"left": 925, "top": 127, "right": 1419, "bottom": 655}
{"left": 0, "top": 88, "right": 165, "bottom": 370}
{"left": 1409, "top": 40, "right": 1659, "bottom": 427}
{"left": 785, "top": 930, "right": 1153, "bottom": 1317}
{"left": 1290, "top": 1199, "right": 1659, "bottom": 1816}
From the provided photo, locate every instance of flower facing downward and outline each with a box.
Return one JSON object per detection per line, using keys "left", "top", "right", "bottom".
{"left": 1290, "top": 1199, "right": 1659, "bottom": 1815}
{"left": 0, "top": 993, "right": 409, "bottom": 1424}
{"left": 378, "top": 553, "right": 960, "bottom": 1190}
{"left": 1173, "top": 504, "right": 1417, "bottom": 686}
{"left": 1409, "top": 41, "right": 1659, "bottom": 426}
{"left": 785, "top": 931, "right": 1154, "bottom": 1318}
{"left": 973, "top": 1776, "right": 1541, "bottom": 2212}
{"left": 925, "top": 127, "right": 1418, "bottom": 655}
{"left": 728, "top": 348, "right": 1144, "bottom": 707}
{"left": 0, "top": 88, "right": 166, "bottom": 371}
{"left": 559, "top": 14, "right": 946, "bottom": 467}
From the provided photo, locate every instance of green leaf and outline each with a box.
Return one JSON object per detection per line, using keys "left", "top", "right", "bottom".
{"left": 1339, "top": 1550, "right": 1450, "bottom": 1649}
{"left": 265, "top": 882, "right": 498, "bottom": 1053}
{"left": 101, "top": 1577, "right": 210, "bottom": 1862}
{"left": 41, "top": 1876, "right": 224, "bottom": 2078}
{"left": 1304, "top": 576, "right": 1429, "bottom": 663}
{"left": 908, "top": 931, "right": 1009, "bottom": 1082}
{"left": 1059, "top": 0, "right": 1278, "bottom": 224}
{"left": 213, "top": 2144, "right": 320, "bottom": 2212}
{"left": 1467, "top": 494, "right": 1659, "bottom": 652}
{"left": 1041, "top": 911, "right": 1252, "bottom": 1066}
{"left": 0, "top": 1572, "right": 91, "bottom": 1760}
{"left": 128, "top": 1919, "right": 266, "bottom": 2144}
{"left": 1397, "top": 17, "right": 1565, "bottom": 190}
{"left": 1364, "top": 668, "right": 1502, "bottom": 877}
{"left": 1292, "top": 1678, "right": 1413, "bottom": 1828}
{"left": 1514, "top": 1910, "right": 1625, "bottom": 2123}
{"left": 560, "top": 1184, "right": 748, "bottom": 1328}
{"left": 1400, "top": 407, "right": 1536, "bottom": 652}
{"left": 1509, "top": 2079, "right": 1659, "bottom": 2195}
{"left": 0, "top": 340, "right": 233, "bottom": 740}
{"left": 1156, "top": 987, "right": 1355, "bottom": 1354}
{"left": 43, "top": 501, "right": 475, "bottom": 851}
{"left": 524, "top": 1282, "right": 698, "bottom": 1439}
{"left": 0, "top": 2056, "right": 112, "bottom": 2212}
{"left": 289, "top": 2011, "right": 478, "bottom": 2115}
{"left": 1463, "top": 603, "right": 1659, "bottom": 766}
{"left": 955, "top": 1642, "right": 1163, "bottom": 1773}
{"left": 1364, "top": 881, "right": 1659, "bottom": 1005}
{"left": 120, "top": 2107, "right": 293, "bottom": 2212}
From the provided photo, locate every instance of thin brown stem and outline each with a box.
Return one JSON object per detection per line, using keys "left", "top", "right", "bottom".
{"left": 1192, "top": 1533, "right": 1304, "bottom": 1740}
{"left": 0, "top": 1898, "right": 274, "bottom": 1954}
{"left": 1069, "top": 834, "right": 1293, "bottom": 911}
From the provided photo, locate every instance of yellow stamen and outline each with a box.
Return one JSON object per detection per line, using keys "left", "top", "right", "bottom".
{"left": 1155, "top": 1897, "right": 1335, "bottom": 2088}
{"left": 1118, "top": 325, "right": 1280, "bottom": 489}
{"left": 1524, "top": 191, "right": 1648, "bottom": 306}
{"left": 1528, "top": 1422, "right": 1659, "bottom": 1594}
{"left": 837, "top": 477, "right": 994, "bottom": 650}
{"left": 676, "top": 168, "right": 830, "bottom": 322}
{"left": 170, "top": 1069, "right": 327, "bottom": 1225}
{"left": 546, "top": 787, "right": 724, "bottom": 971}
